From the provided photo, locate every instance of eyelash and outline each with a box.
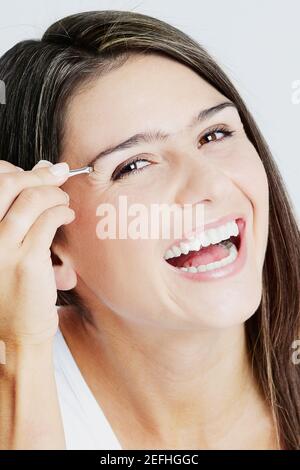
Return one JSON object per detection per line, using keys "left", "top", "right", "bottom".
{"left": 111, "top": 125, "right": 235, "bottom": 181}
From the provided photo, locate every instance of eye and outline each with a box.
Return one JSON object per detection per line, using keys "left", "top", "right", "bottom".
{"left": 111, "top": 157, "right": 151, "bottom": 181}
{"left": 111, "top": 125, "right": 235, "bottom": 181}
{"left": 198, "top": 125, "right": 234, "bottom": 147}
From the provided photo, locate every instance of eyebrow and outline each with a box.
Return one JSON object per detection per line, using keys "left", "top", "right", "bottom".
{"left": 87, "top": 101, "right": 237, "bottom": 167}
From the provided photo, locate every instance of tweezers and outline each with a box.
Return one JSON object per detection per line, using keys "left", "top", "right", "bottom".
{"left": 68, "top": 166, "right": 94, "bottom": 177}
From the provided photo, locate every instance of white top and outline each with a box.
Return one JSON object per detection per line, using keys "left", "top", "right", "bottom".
{"left": 52, "top": 326, "right": 123, "bottom": 450}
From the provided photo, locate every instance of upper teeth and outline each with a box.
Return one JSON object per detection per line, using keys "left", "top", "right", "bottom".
{"left": 163, "top": 220, "right": 239, "bottom": 260}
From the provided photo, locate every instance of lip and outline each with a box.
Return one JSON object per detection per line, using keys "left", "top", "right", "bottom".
{"left": 164, "top": 217, "right": 247, "bottom": 282}
{"left": 164, "top": 212, "right": 246, "bottom": 254}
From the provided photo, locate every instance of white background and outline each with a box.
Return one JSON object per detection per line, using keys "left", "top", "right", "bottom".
{"left": 0, "top": 0, "right": 299, "bottom": 219}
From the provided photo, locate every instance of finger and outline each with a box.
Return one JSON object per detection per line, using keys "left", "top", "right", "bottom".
{"left": 0, "top": 160, "right": 24, "bottom": 173}
{"left": 0, "top": 185, "right": 70, "bottom": 246}
{"left": 32, "top": 160, "right": 54, "bottom": 170}
{"left": 0, "top": 162, "right": 70, "bottom": 221}
{"left": 22, "top": 205, "right": 75, "bottom": 253}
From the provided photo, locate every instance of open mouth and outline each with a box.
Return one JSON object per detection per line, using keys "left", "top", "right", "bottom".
{"left": 163, "top": 218, "right": 243, "bottom": 274}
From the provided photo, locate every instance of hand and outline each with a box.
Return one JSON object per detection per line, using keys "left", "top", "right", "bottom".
{"left": 0, "top": 160, "right": 74, "bottom": 346}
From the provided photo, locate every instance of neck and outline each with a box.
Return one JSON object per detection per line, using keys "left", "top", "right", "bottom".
{"left": 61, "top": 300, "right": 275, "bottom": 448}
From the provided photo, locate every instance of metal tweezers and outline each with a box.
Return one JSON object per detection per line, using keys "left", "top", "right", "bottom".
{"left": 68, "top": 166, "right": 94, "bottom": 177}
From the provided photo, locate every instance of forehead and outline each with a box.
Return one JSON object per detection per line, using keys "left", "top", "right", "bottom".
{"left": 62, "top": 54, "right": 227, "bottom": 163}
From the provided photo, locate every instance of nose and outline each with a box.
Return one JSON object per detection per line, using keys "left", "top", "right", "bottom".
{"left": 173, "top": 156, "right": 232, "bottom": 208}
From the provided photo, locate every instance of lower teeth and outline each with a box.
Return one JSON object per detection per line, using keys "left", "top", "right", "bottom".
{"left": 179, "top": 241, "right": 238, "bottom": 273}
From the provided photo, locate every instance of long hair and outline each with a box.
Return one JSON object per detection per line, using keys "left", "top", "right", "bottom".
{"left": 0, "top": 10, "right": 299, "bottom": 449}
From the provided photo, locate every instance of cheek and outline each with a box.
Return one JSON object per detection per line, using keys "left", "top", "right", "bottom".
{"left": 234, "top": 146, "right": 268, "bottom": 206}
{"left": 217, "top": 137, "right": 269, "bottom": 214}
{"left": 224, "top": 140, "right": 269, "bottom": 264}
{"left": 96, "top": 238, "right": 161, "bottom": 318}
{"left": 77, "top": 236, "right": 156, "bottom": 315}
{"left": 67, "top": 196, "right": 154, "bottom": 273}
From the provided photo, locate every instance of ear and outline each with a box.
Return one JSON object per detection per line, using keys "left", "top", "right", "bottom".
{"left": 51, "top": 243, "right": 77, "bottom": 291}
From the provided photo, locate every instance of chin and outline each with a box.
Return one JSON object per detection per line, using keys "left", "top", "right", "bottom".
{"left": 169, "top": 283, "right": 263, "bottom": 331}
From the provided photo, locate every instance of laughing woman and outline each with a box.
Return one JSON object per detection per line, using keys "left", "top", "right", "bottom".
{"left": 0, "top": 10, "right": 299, "bottom": 450}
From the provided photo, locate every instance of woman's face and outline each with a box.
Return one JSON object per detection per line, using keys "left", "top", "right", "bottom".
{"left": 57, "top": 53, "right": 269, "bottom": 329}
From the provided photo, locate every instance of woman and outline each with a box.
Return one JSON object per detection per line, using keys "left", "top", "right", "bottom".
{"left": 0, "top": 10, "right": 299, "bottom": 450}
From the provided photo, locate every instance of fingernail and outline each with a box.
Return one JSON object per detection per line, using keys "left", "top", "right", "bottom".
{"left": 49, "top": 162, "right": 69, "bottom": 176}
{"left": 67, "top": 209, "right": 76, "bottom": 221}
{"left": 35, "top": 160, "right": 53, "bottom": 167}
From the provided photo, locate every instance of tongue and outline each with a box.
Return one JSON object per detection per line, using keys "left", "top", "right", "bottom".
{"left": 185, "top": 242, "right": 230, "bottom": 268}
{"left": 173, "top": 242, "right": 230, "bottom": 268}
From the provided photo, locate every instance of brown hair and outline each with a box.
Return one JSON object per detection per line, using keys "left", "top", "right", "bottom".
{"left": 0, "top": 10, "right": 299, "bottom": 448}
